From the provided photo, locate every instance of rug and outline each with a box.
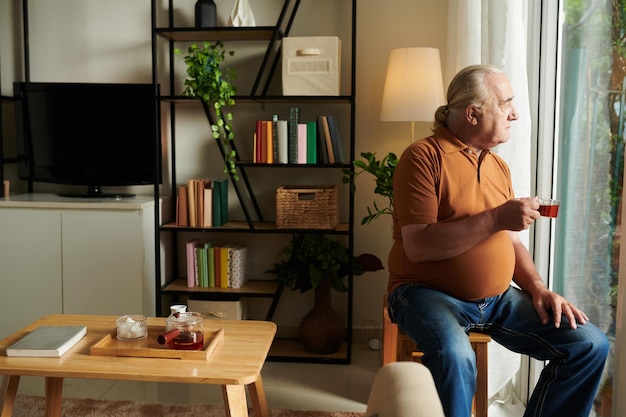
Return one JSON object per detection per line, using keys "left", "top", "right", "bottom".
{"left": 12, "top": 395, "right": 366, "bottom": 417}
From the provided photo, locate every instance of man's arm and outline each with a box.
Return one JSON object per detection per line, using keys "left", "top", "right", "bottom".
{"left": 509, "top": 231, "right": 588, "bottom": 329}
{"left": 401, "top": 197, "right": 539, "bottom": 263}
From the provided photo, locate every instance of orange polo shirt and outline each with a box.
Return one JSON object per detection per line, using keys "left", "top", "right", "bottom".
{"left": 387, "top": 127, "right": 516, "bottom": 300}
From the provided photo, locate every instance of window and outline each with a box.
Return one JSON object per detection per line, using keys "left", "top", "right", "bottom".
{"left": 545, "top": 0, "right": 625, "bottom": 413}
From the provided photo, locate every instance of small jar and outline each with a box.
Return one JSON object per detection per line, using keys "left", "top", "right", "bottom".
{"left": 165, "top": 304, "right": 187, "bottom": 331}
{"left": 116, "top": 314, "right": 147, "bottom": 341}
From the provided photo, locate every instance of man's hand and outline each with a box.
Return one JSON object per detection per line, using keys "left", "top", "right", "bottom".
{"left": 509, "top": 237, "right": 587, "bottom": 330}
{"left": 496, "top": 197, "right": 540, "bottom": 231}
{"left": 531, "top": 285, "right": 589, "bottom": 329}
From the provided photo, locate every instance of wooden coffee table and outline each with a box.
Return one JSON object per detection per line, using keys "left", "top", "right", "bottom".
{"left": 0, "top": 314, "right": 276, "bottom": 417}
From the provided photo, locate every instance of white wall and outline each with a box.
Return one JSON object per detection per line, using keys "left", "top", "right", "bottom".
{"left": 0, "top": 0, "right": 449, "bottom": 333}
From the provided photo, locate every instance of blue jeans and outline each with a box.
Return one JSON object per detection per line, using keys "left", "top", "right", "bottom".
{"left": 387, "top": 284, "right": 609, "bottom": 417}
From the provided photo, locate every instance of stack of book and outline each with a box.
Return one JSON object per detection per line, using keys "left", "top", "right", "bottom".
{"left": 253, "top": 108, "right": 345, "bottom": 164}
{"left": 186, "top": 240, "right": 248, "bottom": 289}
{"left": 176, "top": 178, "right": 228, "bottom": 227}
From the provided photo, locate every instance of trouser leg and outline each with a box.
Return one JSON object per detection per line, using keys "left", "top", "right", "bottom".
{"left": 388, "top": 285, "right": 478, "bottom": 417}
{"left": 489, "top": 287, "right": 609, "bottom": 417}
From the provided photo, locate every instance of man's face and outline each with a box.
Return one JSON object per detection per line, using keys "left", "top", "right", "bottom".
{"left": 474, "top": 72, "right": 519, "bottom": 149}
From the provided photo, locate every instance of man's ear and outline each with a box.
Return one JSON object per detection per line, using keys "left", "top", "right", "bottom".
{"left": 465, "top": 105, "right": 479, "bottom": 125}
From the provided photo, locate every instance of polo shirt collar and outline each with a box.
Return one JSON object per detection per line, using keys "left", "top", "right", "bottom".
{"left": 434, "top": 126, "right": 490, "bottom": 156}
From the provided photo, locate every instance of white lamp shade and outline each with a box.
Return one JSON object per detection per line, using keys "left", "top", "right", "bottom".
{"left": 380, "top": 47, "right": 445, "bottom": 122}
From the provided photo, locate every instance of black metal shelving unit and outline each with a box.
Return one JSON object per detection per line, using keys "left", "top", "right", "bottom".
{"left": 151, "top": 0, "right": 357, "bottom": 364}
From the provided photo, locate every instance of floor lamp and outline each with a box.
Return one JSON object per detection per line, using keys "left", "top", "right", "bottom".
{"left": 380, "top": 47, "right": 445, "bottom": 143}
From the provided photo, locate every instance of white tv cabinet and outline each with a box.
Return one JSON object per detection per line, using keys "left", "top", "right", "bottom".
{"left": 0, "top": 194, "right": 158, "bottom": 338}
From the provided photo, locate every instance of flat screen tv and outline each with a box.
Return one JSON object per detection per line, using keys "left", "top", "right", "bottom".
{"left": 14, "top": 81, "right": 160, "bottom": 198}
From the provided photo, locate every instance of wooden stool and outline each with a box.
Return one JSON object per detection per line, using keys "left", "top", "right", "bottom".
{"left": 383, "top": 299, "right": 491, "bottom": 417}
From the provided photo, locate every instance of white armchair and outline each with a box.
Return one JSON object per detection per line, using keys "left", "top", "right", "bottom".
{"left": 365, "top": 362, "right": 445, "bottom": 417}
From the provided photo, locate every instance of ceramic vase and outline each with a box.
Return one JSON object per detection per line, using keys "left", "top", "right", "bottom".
{"left": 195, "top": 0, "right": 217, "bottom": 28}
{"left": 299, "top": 277, "right": 346, "bottom": 354}
{"left": 229, "top": 0, "right": 256, "bottom": 27}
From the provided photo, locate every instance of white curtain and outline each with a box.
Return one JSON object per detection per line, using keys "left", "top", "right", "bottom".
{"left": 446, "top": 0, "right": 532, "bottom": 202}
{"left": 446, "top": 1, "right": 533, "bottom": 416}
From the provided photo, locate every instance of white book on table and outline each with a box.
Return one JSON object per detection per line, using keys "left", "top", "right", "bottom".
{"left": 6, "top": 325, "right": 87, "bottom": 358}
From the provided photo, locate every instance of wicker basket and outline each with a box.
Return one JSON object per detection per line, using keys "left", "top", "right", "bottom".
{"left": 276, "top": 185, "right": 338, "bottom": 229}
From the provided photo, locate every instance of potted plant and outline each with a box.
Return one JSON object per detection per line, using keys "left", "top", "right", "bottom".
{"left": 176, "top": 41, "right": 238, "bottom": 179}
{"left": 343, "top": 151, "right": 398, "bottom": 225}
{"left": 267, "top": 234, "right": 383, "bottom": 354}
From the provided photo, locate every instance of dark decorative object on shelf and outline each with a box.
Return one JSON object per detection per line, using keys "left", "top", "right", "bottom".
{"left": 299, "top": 276, "right": 347, "bottom": 354}
{"left": 195, "top": 0, "right": 217, "bottom": 28}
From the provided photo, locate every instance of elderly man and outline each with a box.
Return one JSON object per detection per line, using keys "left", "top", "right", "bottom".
{"left": 387, "top": 64, "right": 609, "bottom": 417}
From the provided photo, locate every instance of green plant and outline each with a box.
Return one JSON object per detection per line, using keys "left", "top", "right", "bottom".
{"left": 267, "top": 234, "right": 383, "bottom": 293}
{"left": 176, "top": 41, "right": 238, "bottom": 179}
{"left": 343, "top": 151, "right": 398, "bottom": 225}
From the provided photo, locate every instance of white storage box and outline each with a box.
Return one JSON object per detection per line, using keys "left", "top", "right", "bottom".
{"left": 187, "top": 299, "right": 245, "bottom": 320}
{"left": 282, "top": 36, "right": 341, "bottom": 96}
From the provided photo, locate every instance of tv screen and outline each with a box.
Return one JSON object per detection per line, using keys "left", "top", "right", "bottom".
{"left": 14, "top": 82, "right": 160, "bottom": 198}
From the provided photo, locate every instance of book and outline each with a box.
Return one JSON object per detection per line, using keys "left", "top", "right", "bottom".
{"left": 320, "top": 115, "right": 335, "bottom": 163}
{"left": 187, "top": 179, "right": 197, "bottom": 227}
{"left": 6, "top": 325, "right": 87, "bottom": 358}
{"left": 288, "top": 107, "right": 300, "bottom": 163}
{"left": 220, "top": 244, "right": 232, "bottom": 288}
{"left": 206, "top": 242, "right": 216, "bottom": 287}
{"left": 316, "top": 116, "right": 329, "bottom": 163}
{"left": 265, "top": 120, "right": 273, "bottom": 164}
{"left": 176, "top": 185, "right": 189, "bottom": 226}
{"left": 255, "top": 120, "right": 270, "bottom": 163}
{"left": 229, "top": 245, "right": 248, "bottom": 289}
{"left": 252, "top": 130, "right": 258, "bottom": 163}
{"left": 254, "top": 119, "right": 263, "bottom": 163}
{"left": 185, "top": 179, "right": 213, "bottom": 227}
{"left": 213, "top": 244, "right": 222, "bottom": 287}
{"left": 194, "top": 245, "right": 201, "bottom": 286}
{"left": 276, "top": 119, "right": 289, "bottom": 164}
{"left": 195, "top": 179, "right": 205, "bottom": 227}
{"left": 196, "top": 245, "right": 207, "bottom": 287}
{"left": 306, "top": 121, "right": 317, "bottom": 164}
{"left": 327, "top": 115, "right": 345, "bottom": 163}
{"left": 186, "top": 239, "right": 200, "bottom": 287}
{"left": 297, "top": 123, "right": 307, "bottom": 164}
{"left": 212, "top": 180, "right": 222, "bottom": 226}
{"left": 271, "top": 114, "right": 279, "bottom": 163}
{"left": 202, "top": 184, "right": 213, "bottom": 227}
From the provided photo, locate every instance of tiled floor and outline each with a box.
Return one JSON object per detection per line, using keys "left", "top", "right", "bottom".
{"left": 13, "top": 344, "right": 382, "bottom": 412}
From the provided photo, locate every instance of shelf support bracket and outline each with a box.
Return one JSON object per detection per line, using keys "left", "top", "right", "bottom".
{"left": 200, "top": 101, "right": 263, "bottom": 229}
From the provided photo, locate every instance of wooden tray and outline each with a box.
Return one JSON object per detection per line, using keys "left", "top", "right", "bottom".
{"left": 90, "top": 326, "right": 223, "bottom": 360}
